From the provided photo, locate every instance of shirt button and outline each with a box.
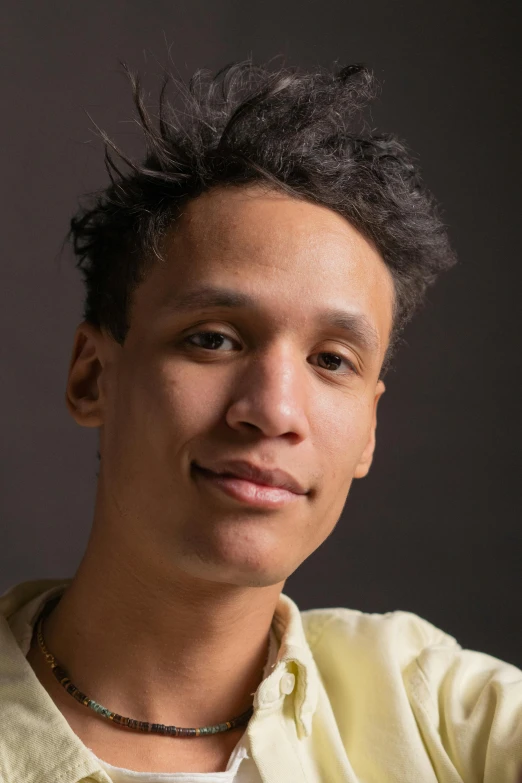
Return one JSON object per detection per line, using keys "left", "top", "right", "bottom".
{"left": 279, "top": 672, "right": 296, "bottom": 695}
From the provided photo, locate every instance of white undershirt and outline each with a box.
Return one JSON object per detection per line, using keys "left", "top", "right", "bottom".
{"left": 87, "top": 626, "right": 279, "bottom": 783}
{"left": 90, "top": 732, "right": 257, "bottom": 783}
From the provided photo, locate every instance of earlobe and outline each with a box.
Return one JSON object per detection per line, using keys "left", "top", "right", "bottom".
{"left": 353, "top": 379, "right": 386, "bottom": 479}
{"left": 65, "top": 322, "right": 106, "bottom": 428}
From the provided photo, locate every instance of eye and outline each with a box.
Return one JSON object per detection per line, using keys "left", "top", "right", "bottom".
{"left": 310, "top": 352, "right": 358, "bottom": 375}
{"left": 183, "top": 332, "right": 358, "bottom": 375}
{"left": 184, "top": 331, "right": 238, "bottom": 351}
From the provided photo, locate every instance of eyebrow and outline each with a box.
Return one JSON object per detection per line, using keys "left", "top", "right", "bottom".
{"left": 159, "top": 285, "right": 381, "bottom": 354}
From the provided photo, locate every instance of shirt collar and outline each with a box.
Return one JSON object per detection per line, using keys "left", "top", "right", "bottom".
{"left": 0, "top": 580, "right": 107, "bottom": 783}
{"left": 0, "top": 579, "right": 318, "bottom": 782}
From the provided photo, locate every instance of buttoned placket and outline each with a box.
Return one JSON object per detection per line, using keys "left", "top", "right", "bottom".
{"left": 245, "top": 599, "right": 363, "bottom": 783}
{"left": 246, "top": 625, "right": 321, "bottom": 783}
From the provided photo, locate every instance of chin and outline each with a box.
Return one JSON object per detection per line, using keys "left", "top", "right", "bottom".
{"left": 177, "top": 521, "right": 302, "bottom": 586}
{"left": 182, "top": 545, "right": 294, "bottom": 587}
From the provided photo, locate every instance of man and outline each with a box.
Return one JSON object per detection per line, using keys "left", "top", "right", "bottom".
{"left": 1, "top": 60, "right": 520, "bottom": 783}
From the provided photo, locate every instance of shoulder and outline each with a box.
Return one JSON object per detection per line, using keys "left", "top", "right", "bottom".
{"left": 300, "top": 604, "right": 522, "bottom": 688}
{"left": 300, "top": 605, "right": 522, "bottom": 781}
{"left": 300, "top": 605, "right": 459, "bottom": 671}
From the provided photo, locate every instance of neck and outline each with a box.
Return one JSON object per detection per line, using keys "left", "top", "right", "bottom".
{"left": 41, "top": 521, "right": 283, "bottom": 729}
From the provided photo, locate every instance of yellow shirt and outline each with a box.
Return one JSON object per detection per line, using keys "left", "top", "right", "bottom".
{"left": 1, "top": 578, "right": 521, "bottom": 783}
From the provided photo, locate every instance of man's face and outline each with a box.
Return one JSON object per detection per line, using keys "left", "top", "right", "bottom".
{"left": 70, "top": 186, "right": 394, "bottom": 587}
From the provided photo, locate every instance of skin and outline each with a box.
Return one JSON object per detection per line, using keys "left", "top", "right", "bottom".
{"left": 27, "top": 184, "right": 395, "bottom": 773}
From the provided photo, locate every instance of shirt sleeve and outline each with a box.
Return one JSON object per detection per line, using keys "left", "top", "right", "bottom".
{"left": 406, "top": 640, "right": 522, "bottom": 783}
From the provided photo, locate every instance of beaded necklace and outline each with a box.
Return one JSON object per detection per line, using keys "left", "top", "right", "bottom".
{"left": 35, "top": 601, "right": 267, "bottom": 738}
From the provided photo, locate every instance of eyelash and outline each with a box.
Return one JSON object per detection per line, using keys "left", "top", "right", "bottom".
{"left": 183, "top": 330, "right": 358, "bottom": 376}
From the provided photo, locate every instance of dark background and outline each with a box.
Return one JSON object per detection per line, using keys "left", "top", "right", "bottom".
{"left": 2, "top": 1, "right": 521, "bottom": 667}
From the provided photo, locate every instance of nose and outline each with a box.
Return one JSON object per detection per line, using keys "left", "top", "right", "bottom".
{"left": 225, "top": 342, "right": 310, "bottom": 441}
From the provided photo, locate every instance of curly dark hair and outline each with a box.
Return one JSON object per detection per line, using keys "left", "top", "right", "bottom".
{"left": 69, "top": 59, "right": 457, "bottom": 376}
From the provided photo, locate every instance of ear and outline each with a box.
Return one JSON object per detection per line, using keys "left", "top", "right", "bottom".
{"left": 353, "top": 379, "right": 386, "bottom": 479}
{"left": 65, "top": 321, "right": 109, "bottom": 428}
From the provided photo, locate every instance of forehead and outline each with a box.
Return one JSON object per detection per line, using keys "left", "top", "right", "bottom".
{"left": 134, "top": 185, "right": 395, "bottom": 356}
{"left": 176, "top": 186, "right": 379, "bottom": 273}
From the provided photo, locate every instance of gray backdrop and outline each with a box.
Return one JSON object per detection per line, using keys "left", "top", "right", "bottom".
{"left": 2, "top": 0, "right": 521, "bottom": 667}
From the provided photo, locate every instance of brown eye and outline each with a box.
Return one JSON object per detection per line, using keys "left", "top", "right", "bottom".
{"left": 185, "top": 331, "right": 237, "bottom": 351}
{"left": 313, "top": 352, "right": 357, "bottom": 374}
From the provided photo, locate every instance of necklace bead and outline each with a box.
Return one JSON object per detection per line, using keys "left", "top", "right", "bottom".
{"left": 35, "top": 610, "right": 256, "bottom": 737}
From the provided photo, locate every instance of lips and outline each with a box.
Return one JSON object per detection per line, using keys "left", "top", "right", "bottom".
{"left": 192, "top": 461, "right": 307, "bottom": 509}
{"left": 192, "top": 459, "right": 308, "bottom": 495}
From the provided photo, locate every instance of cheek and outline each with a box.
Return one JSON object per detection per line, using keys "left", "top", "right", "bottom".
{"left": 139, "top": 362, "right": 230, "bottom": 445}
{"left": 304, "top": 397, "right": 373, "bottom": 548}
{"left": 313, "top": 392, "right": 372, "bottom": 475}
